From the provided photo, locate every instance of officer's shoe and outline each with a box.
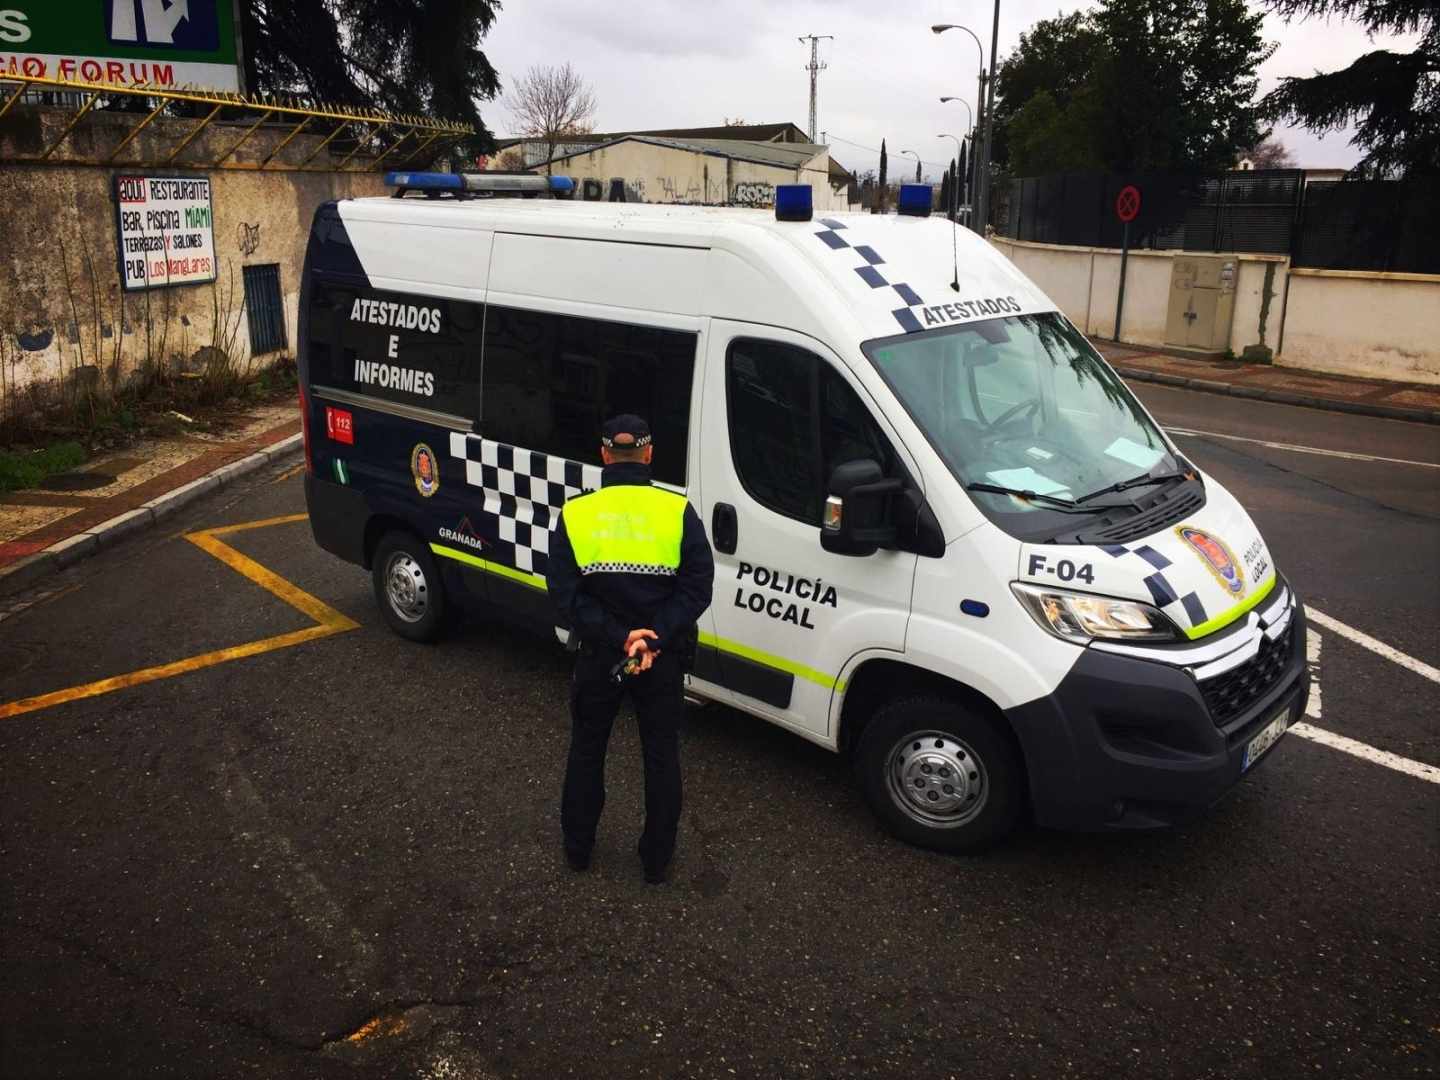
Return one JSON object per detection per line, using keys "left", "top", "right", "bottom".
{"left": 565, "top": 849, "right": 591, "bottom": 872}
{"left": 643, "top": 866, "right": 667, "bottom": 886}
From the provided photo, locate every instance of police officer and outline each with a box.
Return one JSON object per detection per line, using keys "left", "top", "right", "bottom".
{"left": 546, "top": 415, "right": 715, "bottom": 884}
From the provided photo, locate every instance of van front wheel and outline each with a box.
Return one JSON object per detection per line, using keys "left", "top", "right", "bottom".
{"left": 372, "top": 530, "right": 447, "bottom": 642}
{"left": 856, "top": 697, "right": 1021, "bottom": 852}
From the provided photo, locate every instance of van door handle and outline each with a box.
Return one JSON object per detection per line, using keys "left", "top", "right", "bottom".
{"left": 712, "top": 502, "right": 738, "bottom": 555}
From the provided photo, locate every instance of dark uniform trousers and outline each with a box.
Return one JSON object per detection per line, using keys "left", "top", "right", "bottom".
{"left": 561, "top": 647, "right": 684, "bottom": 874}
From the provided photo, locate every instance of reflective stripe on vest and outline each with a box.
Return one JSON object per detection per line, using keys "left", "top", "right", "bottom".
{"left": 563, "top": 485, "right": 688, "bottom": 576}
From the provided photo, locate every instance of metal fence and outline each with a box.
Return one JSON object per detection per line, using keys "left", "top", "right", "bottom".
{"left": 996, "top": 169, "right": 1440, "bottom": 274}
{"left": 996, "top": 170, "right": 1304, "bottom": 255}
{"left": 1293, "top": 179, "right": 1440, "bottom": 274}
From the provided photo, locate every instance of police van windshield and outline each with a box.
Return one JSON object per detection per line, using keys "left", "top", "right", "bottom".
{"left": 863, "top": 313, "right": 1179, "bottom": 537}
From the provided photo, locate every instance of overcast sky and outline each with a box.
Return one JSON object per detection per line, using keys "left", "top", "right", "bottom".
{"left": 482, "top": 0, "right": 1420, "bottom": 177}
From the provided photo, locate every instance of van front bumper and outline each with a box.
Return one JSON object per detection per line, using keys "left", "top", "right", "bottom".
{"left": 1004, "top": 581, "right": 1308, "bottom": 831}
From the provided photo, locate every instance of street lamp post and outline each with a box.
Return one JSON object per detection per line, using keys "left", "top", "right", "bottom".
{"left": 899, "top": 149, "right": 922, "bottom": 184}
{"left": 931, "top": 23, "right": 988, "bottom": 235}
{"left": 939, "top": 97, "right": 974, "bottom": 224}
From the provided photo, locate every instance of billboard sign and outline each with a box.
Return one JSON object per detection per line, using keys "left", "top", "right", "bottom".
{"left": 0, "top": 1, "right": 241, "bottom": 91}
{"left": 115, "top": 175, "right": 217, "bottom": 291}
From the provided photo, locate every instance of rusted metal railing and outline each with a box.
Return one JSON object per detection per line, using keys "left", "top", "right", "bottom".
{"left": 0, "top": 73, "right": 474, "bottom": 171}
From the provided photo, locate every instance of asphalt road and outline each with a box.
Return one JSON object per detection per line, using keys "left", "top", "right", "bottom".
{"left": 1, "top": 387, "right": 1436, "bottom": 1080}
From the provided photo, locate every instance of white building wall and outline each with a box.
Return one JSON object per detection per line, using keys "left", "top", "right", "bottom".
{"left": 534, "top": 141, "right": 847, "bottom": 211}
{"left": 990, "top": 237, "right": 1439, "bottom": 385}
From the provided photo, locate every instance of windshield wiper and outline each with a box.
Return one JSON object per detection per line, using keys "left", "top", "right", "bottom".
{"left": 1075, "top": 469, "right": 1192, "bottom": 504}
{"left": 965, "top": 482, "right": 1134, "bottom": 514}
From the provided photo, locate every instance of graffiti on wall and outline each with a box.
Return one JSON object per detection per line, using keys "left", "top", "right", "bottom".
{"left": 658, "top": 176, "right": 703, "bottom": 203}
{"left": 237, "top": 221, "right": 261, "bottom": 256}
{"left": 731, "top": 182, "right": 774, "bottom": 207}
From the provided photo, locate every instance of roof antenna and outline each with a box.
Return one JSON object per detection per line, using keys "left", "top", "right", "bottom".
{"left": 938, "top": 135, "right": 963, "bottom": 291}
{"left": 950, "top": 215, "right": 960, "bottom": 292}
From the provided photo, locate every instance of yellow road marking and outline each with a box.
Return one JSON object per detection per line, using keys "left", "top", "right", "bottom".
{"left": 0, "top": 515, "right": 358, "bottom": 720}
{"left": 272, "top": 462, "right": 306, "bottom": 484}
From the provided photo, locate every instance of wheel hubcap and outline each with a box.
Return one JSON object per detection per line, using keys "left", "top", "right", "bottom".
{"left": 885, "top": 730, "right": 988, "bottom": 828}
{"left": 385, "top": 552, "right": 428, "bottom": 623}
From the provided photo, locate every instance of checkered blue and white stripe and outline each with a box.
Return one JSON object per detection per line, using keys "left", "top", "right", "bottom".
{"left": 448, "top": 433, "right": 602, "bottom": 576}
{"left": 813, "top": 217, "right": 927, "bottom": 334}
{"left": 1100, "top": 541, "right": 1209, "bottom": 626}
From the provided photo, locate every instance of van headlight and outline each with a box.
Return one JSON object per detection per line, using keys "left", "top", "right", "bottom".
{"left": 1010, "top": 582, "right": 1180, "bottom": 643}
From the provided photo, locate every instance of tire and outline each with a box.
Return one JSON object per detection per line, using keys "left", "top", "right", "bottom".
{"left": 855, "top": 696, "right": 1022, "bottom": 853}
{"left": 372, "top": 530, "right": 448, "bottom": 643}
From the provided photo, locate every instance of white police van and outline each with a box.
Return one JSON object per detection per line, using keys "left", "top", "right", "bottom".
{"left": 299, "top": 173, "right": 1308, "bottom": 850}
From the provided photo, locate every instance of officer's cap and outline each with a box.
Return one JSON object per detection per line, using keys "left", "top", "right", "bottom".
{"left": 601, "top": 414, "right": 652, "bottom": 449}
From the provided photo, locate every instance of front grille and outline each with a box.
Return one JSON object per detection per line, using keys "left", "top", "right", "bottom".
{"left": 1200, "top": 626, "right": 1293, "bottom": 728}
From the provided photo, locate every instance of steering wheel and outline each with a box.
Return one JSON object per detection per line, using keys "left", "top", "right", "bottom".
{"left": 983, "top": 397, "right": 1041, "bottom": 433}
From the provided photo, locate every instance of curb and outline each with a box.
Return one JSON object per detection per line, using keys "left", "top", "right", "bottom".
{"left": 1114, "top": 366, "right": 1440, "bottom": 426}
{"left": 0, "top": 433, "right": 304, "bottom": 598}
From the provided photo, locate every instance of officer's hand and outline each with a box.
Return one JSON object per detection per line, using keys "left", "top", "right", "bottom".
{"left": 625, "top": 629, "right": 658, "bottom": 654}
{"left": 626, "top": 630, "right": 660, "bottom": 672}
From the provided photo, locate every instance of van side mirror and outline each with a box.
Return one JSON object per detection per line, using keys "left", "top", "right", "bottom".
{"left": 821, "top": 459, "right": 901, "bottom": 556}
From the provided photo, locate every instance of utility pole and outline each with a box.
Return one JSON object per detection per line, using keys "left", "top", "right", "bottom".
{"left": 979, "top": 0, "right": 1001, "bottom": 236}
{"left": 798, "top": 35, "right": 833, "bottom": 143}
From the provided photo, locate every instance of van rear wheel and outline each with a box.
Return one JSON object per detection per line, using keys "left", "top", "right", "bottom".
{"left": 372, "top": 530, "right": 448, "bottom": 642}
{"left": 856, "top": 697, "right": 1021, "bottom": 852}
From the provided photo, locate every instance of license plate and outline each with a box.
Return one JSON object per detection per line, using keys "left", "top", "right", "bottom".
{"left": 1243, "top": 706, "right": 1291, "bottom": 771}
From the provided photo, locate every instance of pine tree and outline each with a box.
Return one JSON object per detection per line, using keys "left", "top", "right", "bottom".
{"left": 1261, "top": 1, "right": 1438, "bottom": 176}
{"left": 241, "top": 0, "right": 502, "bottom": 153}
{"left": 940, "top": 166, "right": 953, "bottom": 221}
{"left": 877, "top": 139, "right": 889, "bottom": 213}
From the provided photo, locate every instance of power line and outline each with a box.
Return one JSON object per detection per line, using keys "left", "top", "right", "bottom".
{"left": 825, "top": 133, "right": 952, "bottom": 173}
{"left": 798, "top": 34, "right": 833, "bottom": 144}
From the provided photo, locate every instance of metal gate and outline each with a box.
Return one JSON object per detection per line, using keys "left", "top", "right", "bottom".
{"left": 242, "top": 264, "right": 287, "bottom": 356}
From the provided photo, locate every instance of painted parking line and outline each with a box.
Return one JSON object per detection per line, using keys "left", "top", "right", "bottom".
{"left": 1290, "top": 628, "right": 1440, "bottom": 785}
{"left": 272, "top": 461, "right": 307, "bottom": 484}
{"left": 1307, "top": 606, "right": 1440, "bottom": 685}
{"left": 0, "top": 514, "right": 359, "bottom": 721}
{"left": 1167, "top": 427, "right": 1440, "bottom": 470}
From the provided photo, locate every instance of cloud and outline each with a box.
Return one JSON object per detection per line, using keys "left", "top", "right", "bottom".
{"left": 481, "top": 0, "right": 1423, "bottom": 169}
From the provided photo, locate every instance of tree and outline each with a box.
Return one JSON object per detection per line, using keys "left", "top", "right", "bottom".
{"left": 994, "top": 0, "right": 1272, "bottom": 173}
{"left": 877, "top": 139, "right": 888, "bottom": 213}
{"left": 507, "top": 63, "right": 599, "bottom": 164}
{"left": 493, "top": 147, "right": 527, "bottom": 171}
{"left": 1260, "top": 1, "right": 1438, "bottom": 176}
{"left": 1241, "top": 135, "right": 1297, "bottom": 169}
{"left": 940, "top": 161, "right": 953, "bottom": 219}
{"left": 991, "top": 12, "right": 1103, "bottom": 168}
{"left": 723, "top": 117, "right": 749, "bottom": 127}
{"left": 240, "top": 0, "right": 501, "bottom": 155}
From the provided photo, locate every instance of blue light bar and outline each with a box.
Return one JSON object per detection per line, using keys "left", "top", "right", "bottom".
{"left": 548, "top": 175, "right": 575, "bottom": 193}
{"left": 384, "top": 171, "right": 462, "bottom": 191}
{"left": 898, "top": 184, "right": 934, "bottom": 217}
{"left": 775, "top": 184, "right": 813, "bottom": 222}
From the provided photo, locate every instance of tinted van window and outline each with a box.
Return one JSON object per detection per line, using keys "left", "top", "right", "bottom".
{"left": 308, "top": 282, "right": 483, "bottom": 421}
{"left": 727, "top": 339, "right": 901, "bottom": 525}
{"left": 481, "top": 306, "right": 696, "bottom": 486}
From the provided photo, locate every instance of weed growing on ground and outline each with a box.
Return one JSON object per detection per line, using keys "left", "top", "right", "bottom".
{"left": 0, "top": 441, "right": 87, "bottom": 493}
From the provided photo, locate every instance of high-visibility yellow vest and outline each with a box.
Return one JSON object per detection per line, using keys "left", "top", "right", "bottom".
{"left": 562, "top": 485, "right": 688, "bottom": 576}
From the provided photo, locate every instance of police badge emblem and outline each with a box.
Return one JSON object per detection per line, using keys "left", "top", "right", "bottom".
{"left": 1177, "top": 526, "right": 1245, "bottom": 595}
{"left": 411, "top": 443, "right": 439, "bottom": 497}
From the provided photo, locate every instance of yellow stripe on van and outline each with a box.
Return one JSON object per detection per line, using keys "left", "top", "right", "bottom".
{"left": 1184, "top": 572, "right": 1277, "bottom": 640}
{"left": 698, "top": 631, "right": 846, "bottom": 693}
{"left": 430, "top": 543, "right": 548, "bottom": 591}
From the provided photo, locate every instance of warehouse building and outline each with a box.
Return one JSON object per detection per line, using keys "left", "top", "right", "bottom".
{"left": 498, "top": 122, "right": 856, "bottom": 210}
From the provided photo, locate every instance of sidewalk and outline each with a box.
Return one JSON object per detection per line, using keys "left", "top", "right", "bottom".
{"left": 1095, "top": 342, "right": 1440, "bottom": 425}
{"left": 0, "top": 402, "right": 302, "bottom": 595}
